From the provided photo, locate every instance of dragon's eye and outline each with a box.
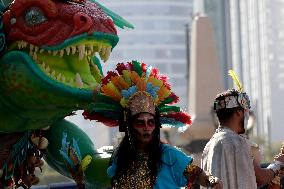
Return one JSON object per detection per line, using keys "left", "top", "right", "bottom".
{"left": 25, "top": 7, "right": 46, "bottom": 26}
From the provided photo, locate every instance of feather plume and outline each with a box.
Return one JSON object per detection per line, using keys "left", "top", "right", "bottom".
{"left": 130, "top": 71, "right": 140, "bottom": 84}
{"left": 83, "top": 111, "right": 119, "bottom": 127}
{"left": 165, "top": 112, "right": 192, "bottom": 125}
{"left": 122, "top": 70, "right": 132, "bottom": 85}
{"left": 102, "top": 71, "right": 118, "bottom": 85}
{"left": 147, "top": 76, "right": 163, "bottom": 87}
{"left": 136, "top": 77, "right": 146, "bottom": 91}
{"left": 157, "top": 85, "right": 171, "bottom": 103}
{"left": 132, "top": 60, "right": 143, "bottom": 76}
{"left": 116, "top": 63, "right": 127, "bottom": 74}
{"left": 228, "top": 70, "right": 243, "bottom": 92}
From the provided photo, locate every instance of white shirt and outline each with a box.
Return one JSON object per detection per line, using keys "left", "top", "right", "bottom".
{"left": 201, "top": 126, "right": 257, "bottom": 189}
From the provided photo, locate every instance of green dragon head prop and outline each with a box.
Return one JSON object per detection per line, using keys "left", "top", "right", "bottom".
{"left": 0, "top": 0, "right": 133, "bottom": 132}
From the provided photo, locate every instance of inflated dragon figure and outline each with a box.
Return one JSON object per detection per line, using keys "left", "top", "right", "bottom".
{"left": 0, "top": 0, "right": 133, "bottom": 188}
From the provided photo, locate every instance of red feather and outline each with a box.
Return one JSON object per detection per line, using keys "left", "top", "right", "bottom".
{"left": 102, "top": 71, "right": 118, "bottom": 85}
{"left": 166, "top": 112, "right": 192, "bottom": 125}
{"left": 150, "top": 67, "right": 159, "bottom": 77}
{"left": 126, "top": 62, "right": 134, "bottom": 71}
{"left": 82, "top": 111, "right": 118, "bottom": 127}
{"left": 169, "top": 93, "right": 179, "bottom": 104}
{"left": 157, "top": 74, "right": 171, "bottom": 89}
{"left": 141, "top": 62, "right": 147, "bottom": 72}
{"left": 116, "top": 63, "right": 127, "bottom": 74}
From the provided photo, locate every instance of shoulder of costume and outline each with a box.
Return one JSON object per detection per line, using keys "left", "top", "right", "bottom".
{"left": 161, "top": 144, "right": 192, "bottom": 165}
{"left": 212, "top": 132, "right": 248, "bottom": 152}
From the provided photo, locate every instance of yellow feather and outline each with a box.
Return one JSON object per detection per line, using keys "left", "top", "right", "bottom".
{"left": 80, "top": 155, "right": 92, "bottom": 172}
{"left": 120, "top": 98, "right": 128, "bottom": 107}
{"left": 228, "top": 70, "right": 243, "bottom": 92}
{"left": 118, "top": 77, "right": 130, "bottom": 89}
{"left": 147, "top": 76, "right": 163, "bottom": 87}
{"left": 130, "top": 71, "right": 140, "bottom": 84}
{"left": 101, "top": 83, "right": 122, "bottom": 101}
{"left": 122, "top": 70, "right": 132, "bottom": 85}
{"left": 157, "top": 85, "right": 171, "bottom": 103}
{"left": 137, "top": 77, "right": 146, "bottom": 91}
{"left": 111, "top": 76, "right": 124, "bottom": 90}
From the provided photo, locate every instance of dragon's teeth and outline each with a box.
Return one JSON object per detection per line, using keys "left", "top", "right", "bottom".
{"left": 65, "top": 47, "right": 70, "bottom": 55}
{"left": 45, "top": 66, "right": 50, "bottom": 73}
{"left": 75, "top": 73, "right": 84, "bottom": 87}
{"left": 51, "top": 70, "right": 56, "bottom": 78}
{"left": 29, "top": 44, "right": 34, "bottom": 51}
{"left": 53, "top": 50, "right": 58, "bottom": 56}
{"left": 89, "top": 45, "right": 94, "bottom": 52}
{"left": 22, "top": 41, "right": 27, "bottom": 48}
{"left": 99, "top": 47, "right": 105, "bottom": 60}
{"left": 97, "top": 45, "right": 102, "bottom": 53}
{"left": 61, "top": 75, "right": 66, "bottom": 83}
{"left": 33, "top": 53, "right": 37, "bottom": 60}
{"left": 71, "top": 46, "right": 76, "bottom": 54}
{"left": 104, "top": 46, "right": 111, "bottom": 62}
{"left": 87, "top": 49, "right": 92, "bottom": 55}
{"left": 59, "top": 50, "right": 64, "bottom": 57}
{"left": 78, "top": 44, "right": 85, "bottom": 60}
{"left": 56, "top": 73, "right": 62, "bottom": 80}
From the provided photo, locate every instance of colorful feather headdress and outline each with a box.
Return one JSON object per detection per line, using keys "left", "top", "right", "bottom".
{"left": 83, "top": 60, "right": 191, "bottom": 128}
{"left": 214, "top": 70, "right": 251, "bottom": 111}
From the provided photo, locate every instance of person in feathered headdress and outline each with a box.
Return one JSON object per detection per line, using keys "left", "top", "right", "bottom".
{"left": 83, "top": 60, "right": 223, "bottom": 188}
{"left": 201, "top": 70, "right": 284, "bottom": 189}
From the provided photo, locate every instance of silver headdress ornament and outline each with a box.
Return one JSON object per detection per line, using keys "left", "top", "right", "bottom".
{"left": 214, "top": 70, "right": 251, "bottom": 111}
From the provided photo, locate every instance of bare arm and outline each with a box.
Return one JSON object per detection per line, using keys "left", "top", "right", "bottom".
{"left": 254, "top": 153, "right": 284, "bottom": 187}
{"left": 254, "top": 159, "right": 275, "bottom": 187}
{"left": 183, "top": 164, "right": 223, "bottom": 189}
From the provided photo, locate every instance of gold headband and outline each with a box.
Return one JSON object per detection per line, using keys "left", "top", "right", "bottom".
{"left": 127, "top": 91, "right": 155, "bottom": 116}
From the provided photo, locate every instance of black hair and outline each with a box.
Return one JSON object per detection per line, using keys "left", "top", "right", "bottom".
{"left": 110, "top": 108, "right": 162, "bottom": 187}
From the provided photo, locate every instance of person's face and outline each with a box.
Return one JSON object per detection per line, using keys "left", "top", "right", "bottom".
{"left": 131, "top": 113, "right": 156, "bottom": 145}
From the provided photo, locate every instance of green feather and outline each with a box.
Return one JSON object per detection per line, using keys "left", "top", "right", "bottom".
{"left": 88, "top": 102, "right": 121, "bottom": 111}
{"left": 158, "top": 105, "right": 180, "bottom": 113}
{"left": 132, "top": 60, "right": 143, "bottom": 77}
{"left": 90, "top": 0, "right": 134, "bottom": 29}
{"left": 94, "top": 93, "right": 120, "bottom": 104}
{"left": 228, "top": 70, "right": 243, "bottom": 92}
{"left": 159, "top": 97, "right": 174, "bottom": 106}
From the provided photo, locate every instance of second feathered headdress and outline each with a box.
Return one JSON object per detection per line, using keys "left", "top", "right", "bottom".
{"left": 214, "top": 70, "right": 251, "bottom": 111}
